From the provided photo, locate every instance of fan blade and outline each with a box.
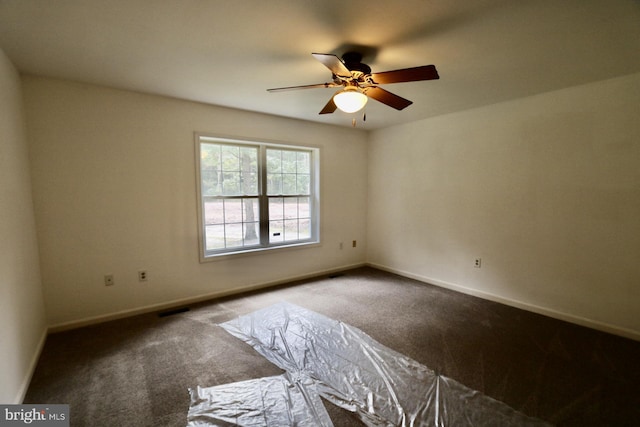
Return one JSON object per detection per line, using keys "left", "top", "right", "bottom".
{"left": 319, "top": 96, "right": 337, "bottom": 115}
{"left": 267, "top": 82, "right": 339, "bottom": 92}
{"left": 364, "top": 87, "right": 413, "bottom": 110}
{"left": 370, "top": 65, "right": 439, "bottom": 84}
{"left": 312, "top": 53, "right": 352, "bottom": 78}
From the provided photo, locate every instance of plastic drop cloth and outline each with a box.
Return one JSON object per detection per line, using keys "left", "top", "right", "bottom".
{"left": 220, "top": 302, "right": 552, "bottom": 427}
{"left": 187, "top": 374, "right": 333, "bottom": 427}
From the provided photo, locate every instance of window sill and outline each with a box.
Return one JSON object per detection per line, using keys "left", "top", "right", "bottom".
{"left": 199, "top": 241, "right": 321, "bottom": 263}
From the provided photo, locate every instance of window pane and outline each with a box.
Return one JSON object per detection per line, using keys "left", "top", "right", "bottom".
{"left": 299, "top": 219, "right": 311, "bottom": 239}
{"left": 241, "top": 172, "right": 258, "bottom": 195}
{"left": 243, "top": 222, "right": 259, "bottom": 246}
{"left": 266, "top": 148, "right": 312, "bottom": 196}
{"left": 201, "top": 144, "right": 220, "bottom": 168}
{"left": 269, "top": 197, "right": 284, "bottom": 220}
{"left": 282, "top": 150, "right": 297, "bottom": 173}
{"left": 239, "top": 147, "right": 258, "bottom": 195}
{"left": 203, "top": 198, "right": 261, "bottom": 249}
{"left": 240, "top": 146, "right": 258, "bottom": 173}
{"left": 221, "top": 145, "right": 239, "bottom": 172}
{"left": 242, "top": 198, "right": 259, "bottom": 223}
{"left": 297, "top": 152, "right": 310, "bottom": 173}
{"left": 226, "top": 223, "right": 243, "bottom": 247}
{"left": 282, "top": 174, "right": 297, "bottom": 195}
{"left": 200, "top": 170, "right": 217, "bottom": 196}
{"left": 298, "top": 197, "right": 310, "bottom": 218}
{"left": 267, "top": 149, "right": 283, "bottom": 195}
{"left": 205, "top": 224, "right": 225, "bottom": 250}
{"left": 224, "top": 199, "right": 242, "bottom": 223}
{"left": 201, "top": 144, "right": 222, "bottom": 196}
{"left": 297, "top": 174, "right": 310, "bottom": 194}
{"left": 284, "top": 198, "right": 298, "bottom": 220}
{"left": 267, "top": 149, "right": 281, "bottom": 173}
{"left": 222, "top": 172, "right": 241, "bottom": 195}
{"left": 242, "top": 198, "right": 259, "bottom": 246}
{"left": 270, "top": 220, "right": 284, "bottom": 243}
{"left": 284, "top": 220, "right": 299, "bottom": 241}
{"left": 203, "top": 198, "right": 224, "bottom": 225}
{"left": 268, "top": 197, "right": 311, "bottom": 243}
{"left": 267, "top": 173, "right": 282, "bottom": 195}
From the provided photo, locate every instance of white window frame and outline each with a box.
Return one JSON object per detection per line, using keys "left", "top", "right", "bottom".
{"left": 195, "top": 134, "right": 320, "bottom": 261}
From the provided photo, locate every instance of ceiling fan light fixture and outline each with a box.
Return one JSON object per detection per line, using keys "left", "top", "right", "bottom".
{"left": 333, "top": 87, "right": 367, "bottom": 113}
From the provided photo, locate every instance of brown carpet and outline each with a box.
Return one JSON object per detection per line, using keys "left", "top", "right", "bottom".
{"left": 24, "top": 267, "right": 640, "bottom": 426}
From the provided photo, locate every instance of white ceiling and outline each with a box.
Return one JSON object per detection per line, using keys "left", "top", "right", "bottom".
{"left": 1, "top": 0, "right": 639, "bottom": 129}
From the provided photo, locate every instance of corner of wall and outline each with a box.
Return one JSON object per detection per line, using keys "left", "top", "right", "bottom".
{"left": 0, "top": 48, "right": 48, "bottom": 403}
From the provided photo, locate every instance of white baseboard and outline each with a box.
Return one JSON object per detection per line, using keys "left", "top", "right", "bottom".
{"left": 367, "top": 262, "right": 640, "bottom": 342}
{"left": 15, "top": 326, "right": 48, "bottom": 403}
{"left": 48, "top": 262, "right": 367, "bottom": 333}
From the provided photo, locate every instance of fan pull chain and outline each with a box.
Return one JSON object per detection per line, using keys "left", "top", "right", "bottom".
{"left": 351, "top": 109, "right": 367, "bottom": 127}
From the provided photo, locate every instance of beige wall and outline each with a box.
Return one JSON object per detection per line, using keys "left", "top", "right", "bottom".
{"left": 367, "top": 72, "right": 640, "bottom": 339}
{"left": 0, "top": 50, "right": 47, "bottom": 403}
{"left": 23, "top": 76, "right": 368, "bottom": 328}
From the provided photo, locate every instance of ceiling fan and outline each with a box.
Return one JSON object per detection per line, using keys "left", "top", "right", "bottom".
{"left": 267, "top": 52, "right": 439, "bottom": 117}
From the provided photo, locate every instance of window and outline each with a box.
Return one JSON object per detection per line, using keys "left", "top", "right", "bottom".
{"left": 196, "top": 135, "right": 319, "bottom": 260}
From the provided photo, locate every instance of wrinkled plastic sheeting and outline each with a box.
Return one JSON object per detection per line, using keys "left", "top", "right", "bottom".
{"left": 220, "top": 302, "right": 552, "bottom": 427}
{"left": 187, "top": 374, "right": 333, "bottom": 427}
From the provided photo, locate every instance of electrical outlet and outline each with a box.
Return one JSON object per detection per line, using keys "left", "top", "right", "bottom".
{"left": 352, "top": 240, "right": 357, "bottom": 248}
{"left": 474, "top": 258, "right": 482, "bottom": 268}
{"left": 138, "top": 270, "right": 148, "bottom": 282}
{"left": 104, "top": 274, "right": 114, "bottom": 286}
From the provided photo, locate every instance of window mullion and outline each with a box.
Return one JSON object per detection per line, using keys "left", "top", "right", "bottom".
{"left": 259, "top": 146, "right": 269, "bottom": 246}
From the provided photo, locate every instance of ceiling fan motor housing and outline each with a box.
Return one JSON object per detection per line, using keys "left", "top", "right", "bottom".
{"left": 341, "top": 51, "right": 372, "bottom": 76}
